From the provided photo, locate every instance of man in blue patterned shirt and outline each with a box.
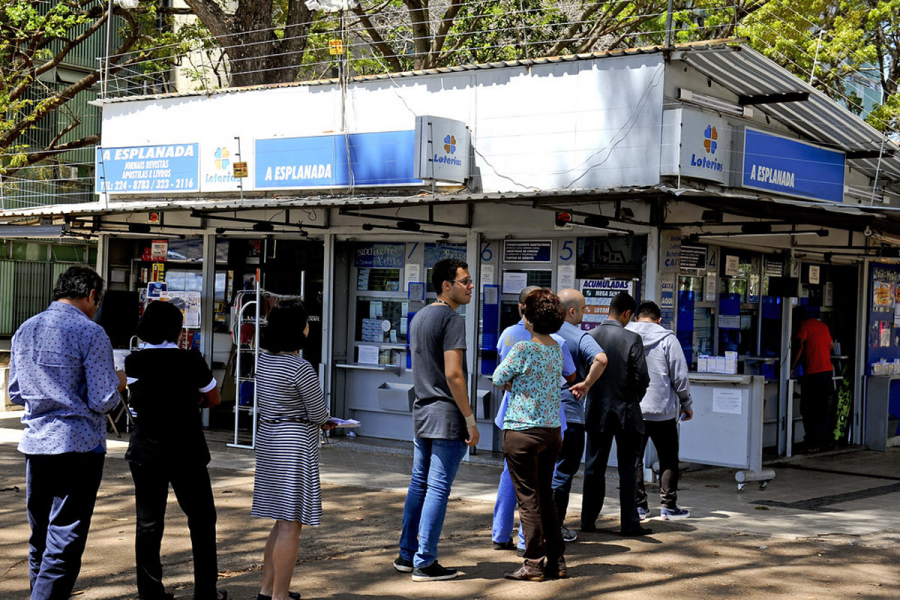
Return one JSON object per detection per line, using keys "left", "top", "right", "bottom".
{"left": 9, "top": 266, "right": 126, "bottom": 600}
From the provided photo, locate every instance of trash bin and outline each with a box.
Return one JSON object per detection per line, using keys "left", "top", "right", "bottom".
{"left": 377, "top": 382, "right": 415, "bottom": 412}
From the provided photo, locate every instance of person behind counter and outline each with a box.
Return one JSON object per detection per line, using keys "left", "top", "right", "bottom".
{"left": 125, "top": 300, "right": 227, "bottom": 600}
{"left": 252, "top": 300, "right": 336, "bottom": 600}
{"left": 492, "top": 289, "right": 568, "bottom": 581}
{"left": 790, "top": 306, "right": 835, "bottom": 452}
{"left": 626, "top": 301, "right": 693, "bottom": 521}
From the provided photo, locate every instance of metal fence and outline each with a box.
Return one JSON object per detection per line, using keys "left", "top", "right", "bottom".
{"left": 0, "top": 261, "right": 87, "bottom": 336}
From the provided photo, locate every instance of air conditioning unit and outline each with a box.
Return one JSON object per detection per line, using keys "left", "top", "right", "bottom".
{"left": 58, "top": 165, "right": 79, "bottom": 180}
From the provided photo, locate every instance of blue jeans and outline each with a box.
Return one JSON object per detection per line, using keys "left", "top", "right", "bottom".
{"left": 399, "top": 437, "right": 468, "bottom": 569}
{"left": 491, "top": 460, "right": 525, "bottom": 549}
{"left": 26, "top": 452, "right": 105, "bottom": 600}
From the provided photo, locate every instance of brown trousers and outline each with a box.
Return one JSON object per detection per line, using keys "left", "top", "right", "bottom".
{"left": 503, "top": 427, "right": 564, "bottom": 563}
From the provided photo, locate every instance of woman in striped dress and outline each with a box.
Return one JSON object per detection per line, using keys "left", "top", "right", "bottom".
{"left": 252, "top": 300, "right": 336, "bottom": 600}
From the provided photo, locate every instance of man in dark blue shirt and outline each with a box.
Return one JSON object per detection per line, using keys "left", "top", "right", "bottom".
{"left": 9, "top": 266, "right": 125, "bottom": 599}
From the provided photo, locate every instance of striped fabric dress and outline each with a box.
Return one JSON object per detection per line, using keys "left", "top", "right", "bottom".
{"left": 251, "top": 351, "right": 329, "bottom": 524}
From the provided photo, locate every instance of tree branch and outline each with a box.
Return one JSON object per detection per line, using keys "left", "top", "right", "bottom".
{"left": 352, "top": 3, "right": 403, "bottom": 71}
{"left": 403, "top": 0, "right": 432, "bottom": 68}
{"left": 183, "top": 0, "right": 235, "bottom": 43}
{"left": 2, "top": 135, "right": 100, "bottom": 178}
{"left": 430, "top": 0, "right": 464, "bottom": 58}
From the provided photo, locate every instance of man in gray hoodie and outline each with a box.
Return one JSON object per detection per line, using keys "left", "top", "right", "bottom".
{"left": 626, "top": 301, "right": 693, "bottom": 520}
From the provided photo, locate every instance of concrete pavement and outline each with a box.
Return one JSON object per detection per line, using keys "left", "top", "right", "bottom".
{"left": 0, "top": 411, "right": 898, "bottom": 599}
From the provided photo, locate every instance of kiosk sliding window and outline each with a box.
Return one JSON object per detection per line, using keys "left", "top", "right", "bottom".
{"left": 355, "top": 297, "right": 409, "bottom": 344}
{"left": 357, "top": 268, "right": 401, "bottom": 292}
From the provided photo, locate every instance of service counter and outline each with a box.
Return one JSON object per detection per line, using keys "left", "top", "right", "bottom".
{"left": 681, "top": 373, "right": 774, "bottom": 491}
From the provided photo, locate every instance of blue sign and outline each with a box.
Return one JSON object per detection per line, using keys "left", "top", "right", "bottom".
{"left": 425, "top": 242, "right": 467, "bottom": 268}
{"left": 742, "top": 128, "right": 845, "bottom": 203}
{"left": 355, "top": 243, "right": 404, "bottom": 268}
{"left": 96, "top": 144, "right": 199, "bottom": 193}
{"left": 256, "top": 131, "right": 420, "bottom": 189}
{"left": 503, "top": 240, "right": 552, "bottom": 263}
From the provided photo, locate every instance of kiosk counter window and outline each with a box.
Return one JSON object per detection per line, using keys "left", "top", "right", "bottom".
{"left": 358, "top": 268, "right": 401, "bottom": 292}
{"left": 718, "top": 252, "right": 760, "bottom": 356}
{"left": 347, "top": 243, "right": 408, "bottom": 369}
{"left": 677, "top": 245, "right": 715, "bottom": 366}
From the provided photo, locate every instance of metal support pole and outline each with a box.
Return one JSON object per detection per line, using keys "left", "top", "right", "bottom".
{"left": 200, "top": 233, "right": 216, "bottom": 427}
{"left": 465, "top": 230, "right": 482, "bottom": 457}
{"left": 321, "top": 233, "right": 336, "bottom": 417}
{"left": 777, "top": 251, "right": 795, "bottom": 456}
{"left": 103, "top": 0, "right": 114, "bottom": 97}
{"left": 664, "top": 0, "right": 674, "bottom": 47}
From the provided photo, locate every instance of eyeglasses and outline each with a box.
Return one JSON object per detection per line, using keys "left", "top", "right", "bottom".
{"left": 451, "top": 278, "right": 473, "bottom": 286}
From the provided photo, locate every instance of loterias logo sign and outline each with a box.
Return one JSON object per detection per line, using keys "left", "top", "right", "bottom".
{"left": 435, "top": 135, "right": 462, "bottom": 167}
{"left": 414, "top": 116, "right": 471, "bottom": 183}
{"left": 201, "top": 141, "right": 243, "bottom": 192}
{"left": 689, "top": 124, "right": 724, "bottom": 175}
{"left": 740, "top": 128, "right": 845, "bottom": 203}
{"left": 662, "top": 108, "right": 730, "bottom": 185}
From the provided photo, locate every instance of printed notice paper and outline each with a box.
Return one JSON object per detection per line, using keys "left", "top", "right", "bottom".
{"left": 357, "top": 345, "right": 380, "bottom": 365}
{"left": 558, "top": 264, "right": 576, "bottom": 291}
{"left": 712, "top": 388, "right": 743, "bottom": 415}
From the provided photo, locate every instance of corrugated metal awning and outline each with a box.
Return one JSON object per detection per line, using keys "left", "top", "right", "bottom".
{"left": 676, "top": 44, "right": 900, "bottom": 185}
{"left": 0, "top": 224, "right": 64, "bottom": 238}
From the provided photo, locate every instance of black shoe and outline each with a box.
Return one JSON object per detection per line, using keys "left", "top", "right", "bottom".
{"left": 393, "top": 555, "right": 414, "bottom": 573}
{"left": 493, "top": 540, "right": 516, "bottom": 551}
{"left": 580, "top": 522, "right": 598, "bottom": 533}
{"left": 257, "top": 593, "right": 301, "bottom": 600}
{"left": 620, "top": 525, "right": 652, "bottom": 537}
{"left": 412, "top": 561, "right": 459, "bottom": 582}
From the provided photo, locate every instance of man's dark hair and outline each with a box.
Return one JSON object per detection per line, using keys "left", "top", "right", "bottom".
{"left": 523, "top": 289, "right": 565, "bottom": 335}
{"left": 793, "top": 306, "right": 810, "bottom": 322}
{"left": 636, "top": 301, "right": 661, "bottom": 321}
{"left": 52, "top": 266, "right": 104, "bottom": 302}
{"left": 609, "top": 292, "right": 637, "bottom": 317}
{"left": 137, "top": 301, "right": 183, "bottom": 345}
{"left": 260, "top": 299, "right": 309, "bottom": 353}
{"left": 431, "top": 258, "right": 468, "bottom": 294}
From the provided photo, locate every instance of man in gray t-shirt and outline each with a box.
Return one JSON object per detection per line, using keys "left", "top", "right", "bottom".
{"left": 411, "top": 304, "right": 469, "bottom": 439}
{"left": 394, "top": 258, "right": 478, "bottom": 582}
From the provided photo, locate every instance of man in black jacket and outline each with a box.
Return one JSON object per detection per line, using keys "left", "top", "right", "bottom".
{"left": 581, "top": 292, "right": 651, "bottom": 536}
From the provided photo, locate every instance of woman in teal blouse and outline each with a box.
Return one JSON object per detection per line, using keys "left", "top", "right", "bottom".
{"left": 492, "top": 288, "right": 567, "bottom": 582}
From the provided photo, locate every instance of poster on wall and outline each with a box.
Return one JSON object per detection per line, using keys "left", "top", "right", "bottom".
{"left": 558, "top": 264, "right": 576, "bottom": 291}
{"left": 809, "top": 265, "right": 821, "bottom": 285}
{"left": 502, "top": 271, "right": 529, "bottom": 295}
{"left": 659, "top": 275, "right": 676, "bottom": 330}
{"left": 580, "top": 279, "right": 635, "bottom": 331}
{"left": 158, "top": 291, "right": 201, "bottom": 329}
{"left": 872, "top": 280, "right": 894, "bottom": 313}
{"left": 725, "top": 255, "right": 740, "bottom": 277}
